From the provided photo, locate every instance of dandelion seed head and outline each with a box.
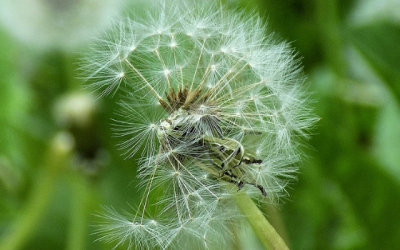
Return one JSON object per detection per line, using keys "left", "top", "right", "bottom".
{"left": 84, "top": 0, "right": 317, "bottom": 249}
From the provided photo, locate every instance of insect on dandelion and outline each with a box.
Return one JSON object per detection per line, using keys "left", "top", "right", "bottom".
{"left": 82, "top": 1, "right": 316, "bottom": 249}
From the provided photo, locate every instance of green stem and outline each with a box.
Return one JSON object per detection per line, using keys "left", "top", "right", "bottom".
{"left": 315, "top": 0, "right": 347, "bottom": 79}
{"left": 66, "top": 171, "right": 90, "bottom": 250}
{"left": 0, "top": 133, "right": 73, "bottom": 250}
{"left": 265, "top": 204, "right": 290, "bottom": 245}
{"left": 233, "top": 191, "right": 289, "bottom": 250}
{"left": 61, "top": 52, "right": 80, "bottom": 91}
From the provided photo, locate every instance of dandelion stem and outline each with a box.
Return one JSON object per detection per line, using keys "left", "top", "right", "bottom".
{"left": 66, "top": 169, "right": 91, "bottom": 250}
{"left": 0, "top": 133, "right": 73, "bottom": 250}
{"left": 265, "top": 204, "right": 290, "bottom": 245}
{"left": 233, "top": 191, "right": 289, "bottom": 250}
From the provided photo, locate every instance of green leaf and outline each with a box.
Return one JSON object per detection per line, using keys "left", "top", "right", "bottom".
{"left": 349, "top": 22, "right": 400, "bottom": 102}
{"left": 374, "top": 95, "right": 400, "bottom": 182}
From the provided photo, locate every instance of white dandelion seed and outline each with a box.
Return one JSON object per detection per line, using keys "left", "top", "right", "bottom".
{"left": 83, "top": 1, "right": 317, "bottom": 249}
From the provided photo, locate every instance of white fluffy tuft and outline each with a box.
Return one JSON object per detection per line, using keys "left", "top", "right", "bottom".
{"left": 83, "top": 1, "right": 317, "bottom": 249}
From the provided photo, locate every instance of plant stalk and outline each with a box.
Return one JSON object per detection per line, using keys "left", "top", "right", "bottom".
{"left": 0, "top": 133, "right": 73, "bottom": 250}
{"left": 233, "top": 191, "right": 289, "bottom": 250}
{"left": 66, "top": 170, "right": 90, "bottom": 250}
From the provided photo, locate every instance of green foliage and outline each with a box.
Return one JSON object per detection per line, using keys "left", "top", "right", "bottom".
{"left": 350, "top": 22, "right": 400, "bottom": 101}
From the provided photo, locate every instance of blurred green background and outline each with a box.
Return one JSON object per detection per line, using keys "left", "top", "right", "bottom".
{"left": 0, "top": 0, "right": 399, "bottom": 249}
